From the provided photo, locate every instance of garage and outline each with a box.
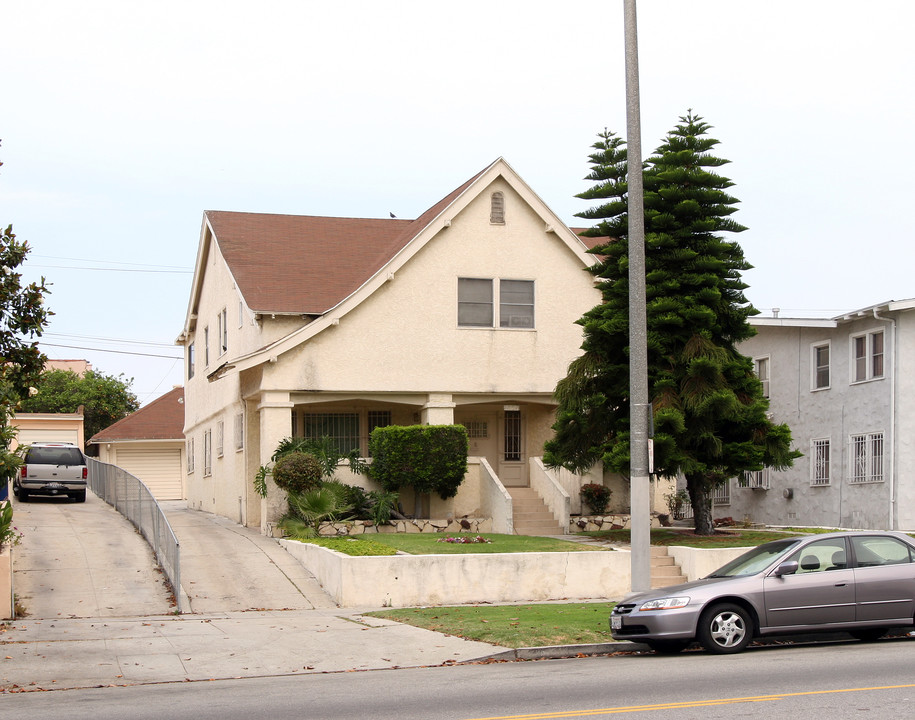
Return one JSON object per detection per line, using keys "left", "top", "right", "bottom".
{"left": 113, "top": 446, "right": 184, "bottom": 500}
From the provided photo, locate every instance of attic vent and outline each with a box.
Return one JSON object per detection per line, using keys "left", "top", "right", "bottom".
{"left": 490, "top": 192, "right": 505, "bottom": 224}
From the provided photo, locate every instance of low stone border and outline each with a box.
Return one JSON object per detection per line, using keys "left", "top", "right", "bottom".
{"left": 570, "top": 515, "right": 664, "bottom": 532}
{"left": 1, "top": 546, "right": 13, "bottom": 620}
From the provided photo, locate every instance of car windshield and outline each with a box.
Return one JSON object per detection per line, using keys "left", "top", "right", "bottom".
{"left": 707, "top": 538, "right": 801, "bottom": 578}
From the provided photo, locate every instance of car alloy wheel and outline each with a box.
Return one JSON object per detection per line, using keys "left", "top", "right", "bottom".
{"left": 698, "top": 603, "right": 753, "bottom": 654}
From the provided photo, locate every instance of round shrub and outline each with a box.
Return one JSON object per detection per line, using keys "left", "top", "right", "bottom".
{"left": 580, "top": 483, "right": 612, "bottom": 515}
{"left": 272, "top": 452, "right": 323, "bottom": 494}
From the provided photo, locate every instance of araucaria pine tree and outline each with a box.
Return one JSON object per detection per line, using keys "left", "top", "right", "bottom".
{"left": 545, "top": 112, "right": 799, "bottom": 535}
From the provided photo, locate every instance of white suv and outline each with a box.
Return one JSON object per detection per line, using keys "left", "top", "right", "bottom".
{"left": 14, "top": 443, "right": 88, "bottom": 503}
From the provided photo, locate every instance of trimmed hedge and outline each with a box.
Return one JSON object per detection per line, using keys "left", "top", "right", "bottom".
{"left": 369, "top": 424, "right": 469, "bottom": 500}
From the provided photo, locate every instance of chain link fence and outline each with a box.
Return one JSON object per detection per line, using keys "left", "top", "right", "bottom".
{"left": 87, "top": 458, "right": 183, "bottom": 612}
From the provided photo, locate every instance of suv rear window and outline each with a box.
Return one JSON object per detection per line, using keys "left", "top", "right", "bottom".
{"left": 25, "top": 447, "right": 85, "bottom": 465}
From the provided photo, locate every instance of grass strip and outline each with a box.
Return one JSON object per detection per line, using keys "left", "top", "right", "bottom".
{"left": 366, "top": 532, "right": 606, "bottom": 554}
{"left": 577, "top": 528, "right": 798, "bottom": 548}
{"left": 368, "top": 602, "right": 617, "bottom": 648}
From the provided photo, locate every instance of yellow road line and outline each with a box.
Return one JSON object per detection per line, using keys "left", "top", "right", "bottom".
{"left": 464, "top": 683, "right": 915, "bottom": 720}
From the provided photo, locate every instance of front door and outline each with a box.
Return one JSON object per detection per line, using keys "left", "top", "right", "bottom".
{"left": 498, "top": 408, "right": 527, "bottom": 487}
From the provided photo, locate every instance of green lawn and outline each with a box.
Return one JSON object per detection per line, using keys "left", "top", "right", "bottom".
{"left": 367, "top": 532, "right": 606, "bottom": 554}
{"left": 368, "top": 602, "right": 617, "bottom": 648}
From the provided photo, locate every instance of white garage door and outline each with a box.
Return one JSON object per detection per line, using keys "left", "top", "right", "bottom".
{"left": 17, "top": 428, "right": 81, "bottom": 446}
{"left": 115, "top": 448, "right": 184, "bottom": 501}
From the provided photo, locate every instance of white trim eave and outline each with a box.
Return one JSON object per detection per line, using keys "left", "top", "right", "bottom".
{"left": 88, "top": 437, "right": 184, "bottom": 446}
{"left": 750, "top": 317, "right": 837, "bottom": 328}
{"left": 218, "top": 158, "right": 598, "bottom": 378}
{"left": 835, "top": 298, "right": 915, "bottom": 321}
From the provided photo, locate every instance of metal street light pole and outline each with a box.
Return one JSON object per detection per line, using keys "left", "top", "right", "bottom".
{"left": 623, "top": 0, "right": 651, "bottom": 593}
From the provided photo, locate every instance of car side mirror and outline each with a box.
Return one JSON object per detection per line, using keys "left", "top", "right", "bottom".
{"left": 773, "top": 560, "right": 799, "bottom": 578}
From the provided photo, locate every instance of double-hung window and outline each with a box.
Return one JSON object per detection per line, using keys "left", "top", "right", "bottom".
{"left": 187, "top": 342, "right": 195, "bottom": 380}
{"left": 812, "top": 342, "right": 830, "bottom": 390}
{"left": 458, "top": 278, "right": 534, "bottom": 329}
{"left": 217, "top": 308, "right": 228, "bottom": 356}
{"left": 852, "top": 330, "right": 884, "bottom": 382}
{"left": 755, "top": 357, "right": 770, "bottom": 398}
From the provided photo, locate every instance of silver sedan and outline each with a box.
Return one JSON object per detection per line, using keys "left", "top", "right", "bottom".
{"left": 610, "top": 530, "right": 915, "bottom": 654}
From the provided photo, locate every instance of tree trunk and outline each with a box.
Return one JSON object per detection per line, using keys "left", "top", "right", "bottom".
{"left": 687, "top": 479, "right": 715, "bottom": 535}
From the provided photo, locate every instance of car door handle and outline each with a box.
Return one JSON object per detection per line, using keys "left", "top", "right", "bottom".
{"left": 834, "top": 583, "right": 848, "bottom": 587}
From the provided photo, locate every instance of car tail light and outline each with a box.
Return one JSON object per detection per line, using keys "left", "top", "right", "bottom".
{"left": 21, "top": 466, "right": 27, "bottom": 478}
{"left": 82, "top": 467, "right": 88, "bottom": 479}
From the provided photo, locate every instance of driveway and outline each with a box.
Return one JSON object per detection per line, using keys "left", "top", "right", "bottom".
{"left": 11, "top": 492, "right": 335, "bottom": 619}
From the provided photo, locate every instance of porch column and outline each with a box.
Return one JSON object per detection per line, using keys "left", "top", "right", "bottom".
{"left": 257, "top": 390, "right": 294, "bottom": 533}
{"left": 421, "top": 393, "right": 455, "bottom": 425}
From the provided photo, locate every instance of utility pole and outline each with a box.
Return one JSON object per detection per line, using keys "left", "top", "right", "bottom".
{"left": 623, "top": 0, "right": 651, "bottom": 593}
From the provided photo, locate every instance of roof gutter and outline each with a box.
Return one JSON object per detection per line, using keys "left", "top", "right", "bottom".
{"left": 873, "top": 307, "right": 897, "bottom": 529}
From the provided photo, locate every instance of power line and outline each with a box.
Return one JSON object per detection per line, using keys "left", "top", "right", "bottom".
{"left": 39, "top": 342, "right": 182, "bottom": 360}
{"left": 44, "top": 332, "right": 177, "bottom": 348}
{"left": 31, "top": 254, "right": 191, "bottom": 271}
{"left": 29, "top": 264, "right": 191, "bottom": 274}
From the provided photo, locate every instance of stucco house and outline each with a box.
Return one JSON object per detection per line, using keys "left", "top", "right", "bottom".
{"left": 89, "top": 386, "right": 186, "bottom": 500}
{"left": 176, "top": 158, "right": 629, "bottom": 533}
{"left": 718, "top": 299, "right": 915, "bottom": 531}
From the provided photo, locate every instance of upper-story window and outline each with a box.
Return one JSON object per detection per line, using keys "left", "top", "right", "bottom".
{"left": 204, "top": 326, "right": 210, "bottom": 367}
{"left": 811, "top": 342, "right": 830, "bottom": 390}
{"left": 458, "top": 278, "right": 534, "bottom": 329}
{"left": 490, "top": 192, "right": 505, "bottom": 224}
{"left": 852, "top": 329, "right": 884, "bottom": 383}
{"left": 217, "top": 308, "right": 228, "bottom": 356}
{"left": 187, "top": 342, "right": 195, "bottom": 380}
{"left": 755, "top": 356, "right": 770, "bottom": 398}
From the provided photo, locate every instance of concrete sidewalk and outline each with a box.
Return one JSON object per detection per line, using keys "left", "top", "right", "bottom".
{"left": 2, "top": 493, "right": 506, "bottom": 692}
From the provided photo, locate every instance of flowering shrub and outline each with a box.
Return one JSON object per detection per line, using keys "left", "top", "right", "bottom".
{"left": 580, "top": 483, "right": 612, "bottom": 514}
{"left": 436, "top": 535, "right": 491, "bottom": 544}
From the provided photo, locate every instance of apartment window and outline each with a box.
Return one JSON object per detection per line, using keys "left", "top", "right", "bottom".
{"left": 216, "top": 421, "right": 224, "bottom": 458}
{"left": 187, "top": 342, "right": 195, "bottom": 380}
{"left": 490, "top": 192, "right": 505, "bottom": 224}
{"left": 713, "top": 483, "right": 730, "bottom": 506}
{"left": 812, "top": 343, "right": 830, "bottom": 390}
{"left": 737, "top": 469, "right": 770, "bottom": 489}
{"left": 204, "top": 326, "right": 210, "bottom": 367}
{"left": 500, "top": 279, "right": 534, "bottom": 328}
{"left": 203, "top": 429, "right": 212, "bottom": 476}
{"left": 504, "top": 409, "right": 521, "bottom": 461}
{"left": 186, "top": 437, "right": 195, "bottom": 473}
{"left": 217, "top": 308, "right": 228, "bottom": 356}
{"left": 302, "top": 412, "right": 361, "bottom": 455}
{"left": 234, "top": 413, "right": 244, "bottom": 450}
{"left": 366, "top": 410, "right": 392, "bottom": 457}
{"left": 238, "top": 300, "right": 244, "bottom": 328}
{"left": 852, "top": 330, "right": 884, "bottom": 382}
{"left": 850, "top": 432, "right": 884, "bottom": 483}
{"left": 458, "top": 278, "right": 494, "bottom": 327}
{"left": 812, "top": 438, "right": 830, "bottom": 486}
{"left": 755, "top": 356, "right": 770, "bottom": 398}
{"left": 458, "top": 278, "right": 534, "bottom": 329}
{"left": 464, "top": 421, "right": 489, "bottom": 438}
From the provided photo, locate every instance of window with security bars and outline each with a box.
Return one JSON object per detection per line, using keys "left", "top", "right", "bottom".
{"left": 504, "top": 410, "right": 521, "bottom": 461}
{"left": 713, "top": 483, "right": 730, "bottom": 505}
{"left": 850, "top": 432, "right": 884, "bottom": 483}
{"left": 737, "top": 469, "right": 770, "bottom": 489}
{"left": 303, "top": 412, "right": 361, "bottom": 455}
{"left": 464, "top": 421, "right": 488, "bottom": 438}
{"left": 367, "top": 410, "right": 392, "bottom": 456}
{"left": 812, "top": 439, "right": 830, "bottom": 485}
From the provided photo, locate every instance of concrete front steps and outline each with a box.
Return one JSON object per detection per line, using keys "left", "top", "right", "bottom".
{"left": 506, "top": 487, "right": 565, "bottom": 536}
{"left": 651, "top": 546, "right": 687, "bottom": 588}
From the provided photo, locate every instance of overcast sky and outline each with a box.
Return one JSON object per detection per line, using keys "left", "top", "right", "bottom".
{"left": 2, "top": 1, "right": 912, "bottom": 406}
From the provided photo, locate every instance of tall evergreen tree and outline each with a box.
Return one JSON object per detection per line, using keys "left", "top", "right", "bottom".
{"left": 545, "top": 112, "right": 799, "bottom": 534}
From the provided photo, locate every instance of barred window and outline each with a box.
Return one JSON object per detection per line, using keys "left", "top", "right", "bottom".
{"left": 713, "top": 483, "right": 730, "bottom": 505}
{"left": 464, "top": 421, "right": 489, "bottom": 438}
{"left": 504, "top": 410, "right": 521, "bottom": 462}
{"left": 812, "top": 438, "right": 830, "bottom": 485}
{"left": 738, "top": 469, "right": 769, "bottom": 489}
{"left": 303, "top": 412, "right": 361, "bottom": 455}
{"left": 850, "top": 432, "right": 884, "bottom": 483}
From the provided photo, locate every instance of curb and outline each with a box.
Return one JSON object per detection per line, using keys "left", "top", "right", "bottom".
{"left": 479, "top": 642, "right": 649, "bottom": 661}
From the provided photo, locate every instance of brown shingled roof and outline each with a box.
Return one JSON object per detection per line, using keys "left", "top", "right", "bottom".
{"left": 207, "top": 168, "right": 483, "bottom": 315}
{"left": 89, "top": 387, "right": 185, "bottom": 443}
